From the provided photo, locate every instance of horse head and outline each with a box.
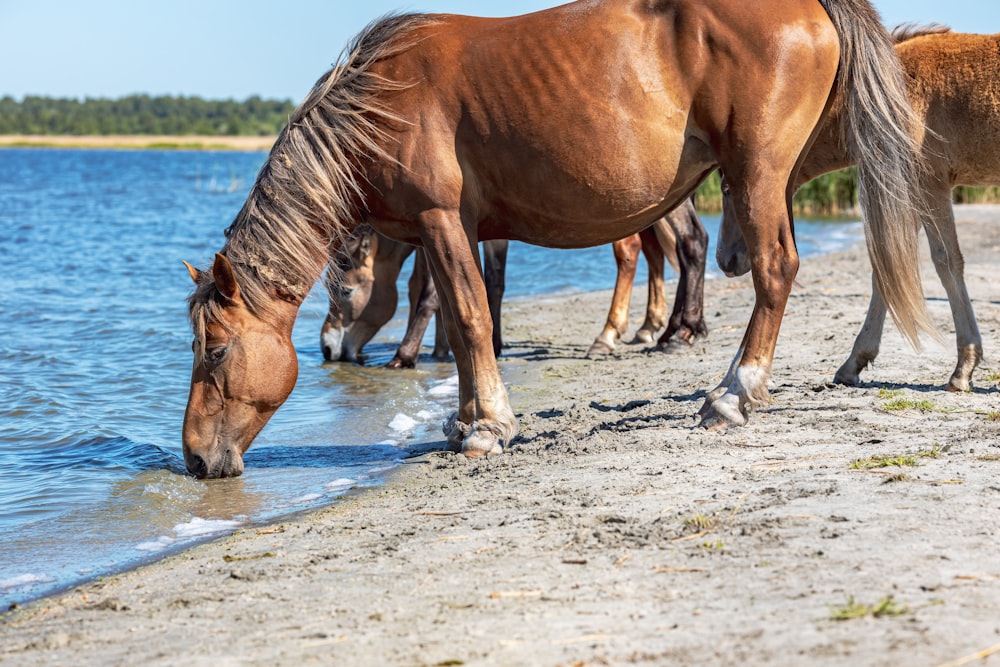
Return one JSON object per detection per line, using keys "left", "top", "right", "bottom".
{"left": 182, "top": 254, "right": 298, "bottom": 478}
{"left": 715, "top": 176, "right": 752, "bottom": 277}
{"left": 320, "top": 226, "right": 379, "bottom": 362}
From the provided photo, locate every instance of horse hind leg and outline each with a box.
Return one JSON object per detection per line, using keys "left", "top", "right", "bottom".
{"left": 699, "top": 172, "right": 799, "bottom": 430}
{"left": 834, "top": 275, "right": 886, "bottom": 386}
{"left": 483, "top": 239, "right": 508, "bottom": 357}
{"left": 587, "top": 233, "right": 642, "bottom": 356}
{"left": 387, "top": 248, "right": 438, "bottom": 369}
{"left": 924, "top": 193, "right": 982, "bottom": 391}
{"left": 656, "top": 198, "right": 709, "bottom": 351}
{"left": 632, "top": 225, "right": 667, "bottom": 344}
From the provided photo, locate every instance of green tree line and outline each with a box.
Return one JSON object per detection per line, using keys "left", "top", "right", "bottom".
{"left": 0, "top": 95, "right": 295, "bottom": 136}
{"left": 694, "top": 169, "right": 998, "bottom": 214}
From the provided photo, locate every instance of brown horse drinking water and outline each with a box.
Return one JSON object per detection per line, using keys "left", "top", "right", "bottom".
{"left": 716, "top": 27, "right": 998, "bottom": 392}
{"left": 321, "top": 235, "right": 507, "bottom": 367}
{"left": 183, "top": 0, "right": 932, "bottom": 478}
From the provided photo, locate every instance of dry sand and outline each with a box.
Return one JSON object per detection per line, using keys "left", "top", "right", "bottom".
{"left": 2, "top": 205, "right": 999, "bottom": 667}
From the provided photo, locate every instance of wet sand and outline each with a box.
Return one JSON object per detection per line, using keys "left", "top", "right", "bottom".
{"left": 2, "top": 205, "right": 999, "bottom": 666}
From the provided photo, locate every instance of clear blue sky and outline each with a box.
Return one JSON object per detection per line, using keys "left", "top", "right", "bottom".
{"left": 1, "top": 0, "right": 995, "bottom": 102}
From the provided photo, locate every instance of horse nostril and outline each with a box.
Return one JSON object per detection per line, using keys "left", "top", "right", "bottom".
{"left": 322, "top": 344, "right": 333, "bottom": 361}
{"left": 186, "top": 454, "right": 209, "bottom": 478}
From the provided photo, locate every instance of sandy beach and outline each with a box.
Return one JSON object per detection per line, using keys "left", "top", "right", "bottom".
{"left": 2, "top": 204, "right": 999, "bottom": 666}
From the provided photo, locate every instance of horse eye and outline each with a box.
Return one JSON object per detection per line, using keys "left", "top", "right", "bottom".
{"left": 206, "top": 346, "right": 229, "bottom": 365}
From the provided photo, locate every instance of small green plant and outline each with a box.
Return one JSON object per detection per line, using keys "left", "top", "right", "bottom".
{"left": 830, "top": 595, "right": 908, "bottom": 621}
{"left": 851, "top": 453, "right": 919, "bottom": 469}
{"left": 700, "top": 540, "right": 724, "bottom": 551}
{"left": 986, "top": 411, "right": 1000, "bottom": 422}
{"left": 683, "top": 514, "right": 717, "bottom": 533}
{"left": 851, "top": 444, "right": 939, "bottom": 470}
{"left": 878, "top": 388, "right": 903, "bottom": 399}
{"left": 882, "top": 396, "right": 936, "bottom": 412}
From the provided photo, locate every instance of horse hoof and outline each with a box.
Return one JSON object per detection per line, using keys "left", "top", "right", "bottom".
{"left": 385, "top": 356, "right": 416, "bottom": 369}
{"left": 442, "top": 413, "right": 470, "bottom": 452}
{"left": 586, "top": 340, "right": 614, "bottom": 357}
{"left": 945, "top": 377, "right": 971, "bottom": 393}
{"left": 697, "top": 395, "right": 747, "bottom": 430}
{"left": 462, "top": 428, "right": 503, "bottom": 458}
{"left": 631, "top": 329, "right": 655, "bottom": 344}
{"left": 832, "top": 367, "right": 860, "bottom": 386}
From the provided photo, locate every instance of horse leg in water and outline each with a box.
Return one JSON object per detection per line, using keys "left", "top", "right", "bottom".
{"left": 657, "top": 198, "right": 709, "bottom": 350}
{"left": 421, "top": 220, "right": 515, "bottom": 455}
{"left": 836, "top": 185, "right": 982, "bottom": 390}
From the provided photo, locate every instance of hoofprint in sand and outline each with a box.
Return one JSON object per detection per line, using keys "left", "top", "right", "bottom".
{"left": 2, "top": 204, "right": 999, "bottom": 666}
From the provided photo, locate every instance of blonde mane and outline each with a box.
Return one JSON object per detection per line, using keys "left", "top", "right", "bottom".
{"left": 188, "top": 13, "right": 437, "bottom": 340}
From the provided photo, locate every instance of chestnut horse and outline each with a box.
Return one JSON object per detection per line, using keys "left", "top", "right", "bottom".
{"left": 321, "top": 236, "right": 507, "bottom": 367}
{"left": 716, "top": 27, "right": 996, "bottom": 391}
{"left": 183, "top": 0, "right": 931, "bottom": 478}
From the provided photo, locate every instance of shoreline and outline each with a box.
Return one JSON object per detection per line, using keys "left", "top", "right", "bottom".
{"left": 2, "top": 205, "right": 1000, "bottom": 665}
{"left": 0, "top": 134, "right": 276, "bottom": 151}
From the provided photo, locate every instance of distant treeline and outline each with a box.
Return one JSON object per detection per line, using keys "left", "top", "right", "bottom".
{"left": 693, "top": 169, "right": 999, "bottom": 214}
{"left": 0, "top": 95, "right": 295, "bottom": 136}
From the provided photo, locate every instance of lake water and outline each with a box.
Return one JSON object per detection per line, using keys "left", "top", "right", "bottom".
{"left": 0, "top": 148, "right": 862, "bottom": 609}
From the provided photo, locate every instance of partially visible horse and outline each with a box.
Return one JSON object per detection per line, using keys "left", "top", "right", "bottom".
{"left": 183, "top": 0, "right": 931, "bottom": 478}
{"left": 587, "top": 198, "right": 708, "bottom": 356}
{"left": 321, "top": 233, "right": 506, "bottom": 367}
{"left": 716, "top": 27, "right": 998, "bottom": 391}
{"left": 324, "top": 198, "right": 706, "bottom": 365}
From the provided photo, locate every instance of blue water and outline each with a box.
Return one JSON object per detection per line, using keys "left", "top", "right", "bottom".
{"left": 0, "top": 148, "right": 862, "bottom": 609}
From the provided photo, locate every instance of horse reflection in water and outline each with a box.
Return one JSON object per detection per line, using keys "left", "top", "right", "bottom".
{"left": 182, "top": 0, "right": 932, "bottom": 478}
{"left": 716, "top": 26, "right": 999, "bottom": 392}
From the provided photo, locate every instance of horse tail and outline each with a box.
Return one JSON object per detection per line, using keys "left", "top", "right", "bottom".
{"left": 818, "top": 0, "right": 935, "bottom": 347}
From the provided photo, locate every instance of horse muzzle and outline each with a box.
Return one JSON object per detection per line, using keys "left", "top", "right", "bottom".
{"left": 184, "top": 444, "right": 245, "bottom": 479}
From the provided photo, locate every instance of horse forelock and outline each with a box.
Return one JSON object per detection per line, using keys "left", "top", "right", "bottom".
{"left": 217, "top": 12, "right": 438, "bottom": 319}
{"left": 891, "top": 23, "right": 952, "bottom": 45}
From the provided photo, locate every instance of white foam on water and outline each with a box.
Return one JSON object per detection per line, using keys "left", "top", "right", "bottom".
{"left": 135, "top": 517, "right": 243, "bottom": 553}
{"left": 136, "top": 536, "right": 175, "bottom": 553}
{"left": 324, "top": 477, "right": 356, "bottom": 491}
{"left": 290, "top": 493, "right": 323, "bottom": 504}
{"left": 173, "top": 517, "right": 242, "bottom": 539}
{"left": 388, "top": 413, "right": 419, "bottom": 433}
{"left": 415, "top": 409, "right": 435, "bottom": 420}
{"left": 427, "top": 373, "right": 459, "bottom": 397}
{"left": 0, "top": 573, "right": 57, "bottom": 592}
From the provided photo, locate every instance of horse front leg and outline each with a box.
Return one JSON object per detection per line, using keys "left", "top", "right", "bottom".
{"left": 657, "top": 199, "right": 708, "bottom": 350}
{"left": 421, "top": 212, "right": 517, "bottom": 456}
{"left": 587, "top": 233, "right": 642, "bottom": 356}
{"left": 699, "top": 185, "right": 798, "bottom": 429}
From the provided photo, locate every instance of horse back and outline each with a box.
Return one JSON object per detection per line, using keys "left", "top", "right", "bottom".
{"left": 362, "top": 0, "right": 838, "bottom": 246}
{"left": 896, "top": 32, "right": 1000, "bottom": 186}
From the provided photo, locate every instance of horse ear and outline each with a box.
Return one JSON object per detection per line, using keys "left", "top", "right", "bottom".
{"left": 183, "top": 261, "right": 200, "bottom": 285}
{"left": 211, "top": 253, "right": 242, "bottom": 303}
